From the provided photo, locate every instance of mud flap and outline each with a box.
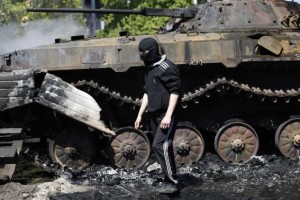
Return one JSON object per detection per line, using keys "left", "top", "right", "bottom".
{"left": 0, "top": 69, "right": 35, "bottom": 110}
{"left": 35, "top": 73, "right": 115, "bottom": 135}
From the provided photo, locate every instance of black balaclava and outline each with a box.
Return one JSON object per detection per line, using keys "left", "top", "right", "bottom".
{"left": 138, "top": 37, "right": 161, "bottom": 66}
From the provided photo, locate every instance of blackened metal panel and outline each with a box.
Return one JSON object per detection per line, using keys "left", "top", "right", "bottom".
{"left": 36, "top": 73, "right": 115, "bottom": 135}
{"left": 194, "top": 0, "right": 281, "bottom": 32}
{"left": 0, "top": 70, "right": 35, "bottom": 110}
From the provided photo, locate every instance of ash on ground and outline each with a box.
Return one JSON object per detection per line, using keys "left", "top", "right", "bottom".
{"left": 0, "top": 153, "right": 299, "bottom": 200}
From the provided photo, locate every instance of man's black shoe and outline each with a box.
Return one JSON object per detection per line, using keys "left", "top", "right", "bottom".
{"left": 157, "top": 182, "right": 178, "bottom": 194}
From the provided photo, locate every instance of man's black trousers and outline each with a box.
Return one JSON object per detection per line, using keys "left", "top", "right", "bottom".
{"left": 149, "top": 111, "right": 178, "bottom": 184}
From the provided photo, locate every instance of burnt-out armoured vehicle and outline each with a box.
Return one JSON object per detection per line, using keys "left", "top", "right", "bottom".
{"left": 1, "top": 0, "right": 300, "bottom": 180}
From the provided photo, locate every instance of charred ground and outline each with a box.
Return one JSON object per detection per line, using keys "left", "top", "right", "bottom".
{"left": 0, "top": 147, "right": 299, "bottom": 200}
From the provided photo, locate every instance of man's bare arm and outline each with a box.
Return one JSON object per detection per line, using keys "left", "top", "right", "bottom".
{"left": 135, "top": 93, "right": 148, "bottom": 129}
{"left": 160, "top": 93, "right": 179, "bottom": 129}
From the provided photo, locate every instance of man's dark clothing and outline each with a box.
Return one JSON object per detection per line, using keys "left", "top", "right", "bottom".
{"left": 149, "top": 110, "right": 178, "bottom": 184}
{"left": 144, "top": 57, "right": 181, "bottom": 112}
{"left": 144, "top": 55, "right": 181, "bottom": 184}
{"left": 138, "top": 37, "right": 181, "bottom": 186}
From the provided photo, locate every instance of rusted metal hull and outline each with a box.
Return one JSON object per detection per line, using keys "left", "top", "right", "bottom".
{"left": 3, "top": 34, "right": 300, "bottom": 72}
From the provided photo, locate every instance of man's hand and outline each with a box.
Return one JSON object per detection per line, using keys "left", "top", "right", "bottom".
{"left": 134, "top": 93, "right": 148, "bottom": 129}
{"left": 160, "top": 93, "right": 178, "bottom": 129}
{"left": 135, "top": 116, "right": 142, "bottom": 129}
{"left": 160, "top": 115, "right": 171, "bottom": 129}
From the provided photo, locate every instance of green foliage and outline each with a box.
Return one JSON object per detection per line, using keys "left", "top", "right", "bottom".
{"left": 99, "top": 0, "right": 193, "bottom": 37}
{"left": 0, "top": 0, "right": 11, "bottom": 25}
{"left": 0, "top": 0, "right": 81, "bottom": 25}
{"left": 0, "top": 0, "right": 82, "bottom": 37}
{"left": 27, "top": 0, "right": 82, "bottom": 20}
{"left": 1, "top": 0, "right": 195, "bottom": 38}
{"left": 0, "top": 0, "right": 28, "bottom": 25}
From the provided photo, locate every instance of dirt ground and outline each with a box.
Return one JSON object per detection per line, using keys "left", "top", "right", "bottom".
{"left": 0, "top": 152, "right": 299, "bottom": 200}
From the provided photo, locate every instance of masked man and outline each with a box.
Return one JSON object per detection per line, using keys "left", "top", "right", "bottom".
{"left": 134, "top": 37, "right": 181, "bottom": 193}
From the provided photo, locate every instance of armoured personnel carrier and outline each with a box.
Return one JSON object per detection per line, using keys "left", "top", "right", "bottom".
{"left": 1, "top": 0, "right": 300, "bottom": 180}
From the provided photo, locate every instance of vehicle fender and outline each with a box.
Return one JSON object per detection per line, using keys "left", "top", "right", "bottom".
{"left": 35, "top": 72, "right": 115, "bottom": 136}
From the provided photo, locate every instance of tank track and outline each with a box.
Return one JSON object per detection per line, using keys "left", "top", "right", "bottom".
{"left": 73, "top": 77, "right": 300, "bottom": 107}
{"left": 22, "top": 146, "right": 62, "bottom": 175}
{"left": 17, "top": 78, "right": 300, "bottom": 175}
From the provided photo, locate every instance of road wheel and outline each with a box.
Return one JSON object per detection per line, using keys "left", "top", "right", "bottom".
{"left": 49, "top": 128, "right": 96, "bottom": 171}
{"left": 275, "top": 118, "right": 300, "bottom": 158}
{"left": 108, "top": 127, "right": 151, "bottom": 169}
{"left": 173, "top": 124, "right": 205, "bottom": 166}
{"left": 214, "top": 121, "right": 259, "bottom": 163}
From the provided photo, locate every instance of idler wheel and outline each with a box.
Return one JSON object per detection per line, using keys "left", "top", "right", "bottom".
{"left": 214, "top": 121, "right": 259, "bottom": 163}
{"left": 275, "top": 118, "right": 300, "bottom": 158}
{"left": 50, "top": 128, "right": 96, "bottom": 171}
{"left": 108, "top": 127, "right": 150, "bottom": 169}
{"left": 173, "top": 124, "right": 204, "bottom": 166}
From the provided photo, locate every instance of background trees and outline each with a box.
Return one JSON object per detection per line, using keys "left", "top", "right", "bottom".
{"left": 99, "top": 0, "right": 193, "bottom": 37}
{"left": 0, "top": 0, "right": 193, "bottom": 38}
{"left": 0, "top": 0, "right": 81, "bottom": 25}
